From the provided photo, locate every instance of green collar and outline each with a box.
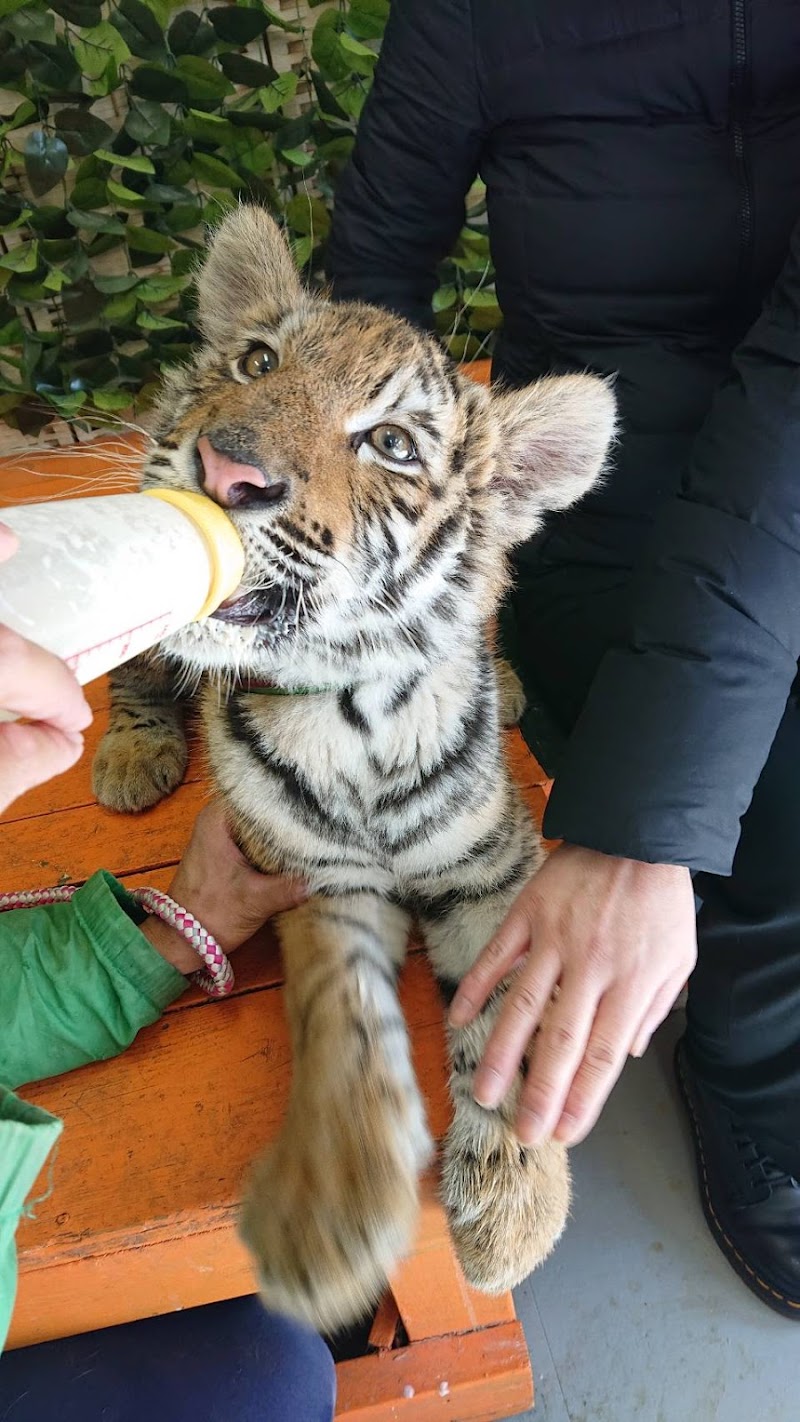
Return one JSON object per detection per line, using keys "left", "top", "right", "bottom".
{"left": 241, "top": 681, "right": 335, "bottom": 697}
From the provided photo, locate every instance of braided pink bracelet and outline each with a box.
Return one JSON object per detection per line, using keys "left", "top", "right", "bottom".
{"left": 0, "top": 883, "right": 234, "bottom": 998}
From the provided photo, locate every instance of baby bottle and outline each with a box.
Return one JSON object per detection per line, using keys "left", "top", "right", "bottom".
{"left": 0, "top": 489, "right": 244, "bottom": 693}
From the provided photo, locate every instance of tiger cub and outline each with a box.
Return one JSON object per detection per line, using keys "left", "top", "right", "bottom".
{"left": 93, "top": 205, "right": 615, "bottom": 1332}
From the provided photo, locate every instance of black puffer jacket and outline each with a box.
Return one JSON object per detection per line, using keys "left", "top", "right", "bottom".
{"left": 328, "top": 0, "right": 800, "bottom": 876}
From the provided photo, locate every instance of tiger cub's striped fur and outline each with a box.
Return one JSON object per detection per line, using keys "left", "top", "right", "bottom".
{"left": 93, "top": 206, "right": 615, "bottom": 1332}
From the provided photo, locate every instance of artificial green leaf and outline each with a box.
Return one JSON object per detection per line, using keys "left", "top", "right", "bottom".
{"left": 111, "top": 0, "right": 167, "bottom": 62}
{"left": 95, "top": 149, "right": 156, "bottom": 174}
{"left": 191, "top": 150, "right": 242, "bottom": 188}
{"left": 339, "top": 32, "right": 377, "bottom": 74}
{"left": 218, "top": 53, "right": 277, "bottom": 87}
{"left": 207, "top": 5, "right": 266, "bottom": 44}
{"left": 23, "top": 131, "right": 69, "bottom": 197}
{"left": 125, "top": 98, "right": 171, "bottom": 147}
{"left": 157, "top": 345, "right": 192, "bottom": 368}
{"left": 93, "top": 273, "right": 139, "bottom": 294}
{"left": 170, "top": 247, "right": 197, "bottom": 276}
{"left": 107, "top": 176, "right": 147, "bottom": 206}
{"left": 92, "top": 388, "right": 133, "bottom": 410}
{"left": 47, "top": 390, "right": 88, "bottom": 416}
{"left": 129, "top": 65, "right": 188, "bottom": 104}
{"left": 0, "top": 205, "right": 33, "bottom": 233}
{"left": 432, "top": 285, "right": 457, "bottom": 313}
{"left": 259, "top": 71, "right": 298, "bottom": 113}
{"left": 0, "top": 99, "right": 36, "bottom": 137}
{"left": 86, "top": 58, "right": 122, "bottom": 99}
{"left": 468, "top": 303, "right": 502, "bottom": 332}
{"left": 62, "top": 249, "right": 90, "bottom": 283}
{"left": 335, "top": 82, "right": 367, "bottom": 119}
{"left": 200, "top": 190, "right": 237, "bottom": 223}
{"left": 125, "top": 224, "right": 173, "bottom": 253}
{"left": 183, "top": 108, "right": 235, "bottom": 144}
{"left": 26, "top": 206, "right": 72, "bottom": 236}
{"left": 176, "top": 54, "right": 234, "bottom": 105}
{"left": 40, "top": 238, "right": 75, "bottom": 262}
{"left": 291, "top": 234, "right": 312, "bottom": 269}
{"left": 462, "top": 287, "right": 498, "bottom": 307}
{"left": 226, "top": 107, "right": 281, "bottom": 132}
{"left": 0, "top": 195, "right": 25, "bottom": 228}
{"left": 49, "top": 0, "right": 103, "bottom": 24}
{"left": 168, "top": 11, "right": 216, "bottom": 56}
{"left": 137, "top": 0, "right": 172, "bottom": 27}
{"left": 347, "top": 0, "right": 389, "bottom": 41}
{"left": 54, "top": 108, "right": 114, "bottom": 157}
{"left": 72, "top": 20, "right": 131, "bottom": 80}
{"left": 145, "top": 181, "right": 193, "bottom": 203}
{"left": 103, "top": 289, "right": 138, "bottom": 321}
{"left": 69, "top": 178, "right": 108, "bottom": 210}
{"left": 0, "top": 241, "right": 39, "bottom": 274}
{"left": 43, "top": 268, "right": 70, "bottom": 292}
{"left": 311, "top": 10, "right": 349, "bottom": 82}
{"left": 309, "top": 70, "right": 350, "bottom": 123}
{"left": 261, "top": 5, "right": 302, "bottom": 32}
{"left": 136, "top": 272, "right": 191, "bottom": 302}
{"left": 274, "top": 113, "right": 313, "bottom": 149}
{"left": 0, "top": 316, "right": 24, "bottom": 344}
{"left": 67, "top": 207, "right": 127, "bottom": 235}
{"left": 162, "top": 200, "right": 203, "bottom": 232}
{"left": 285, "top": 193, "right": 330, "bottom": 239}
{"left": 27, "top": 40, "right": 82, "bottom": 92}
{"left": 137, "top": 308, "right": 184, "bottom": 330}
{"left": 228, "top": 131, "right": 273, "bottom": 176}
{"left": 279, "top": 146, "right": 313, "bottom": 168}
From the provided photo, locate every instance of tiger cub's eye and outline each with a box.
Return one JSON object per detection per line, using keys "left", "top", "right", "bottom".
{"left": 368, "top": 424, "right": 417, "bottom": 463}
{"left": 239, "top": 345, "right": 279, "bottom": 379}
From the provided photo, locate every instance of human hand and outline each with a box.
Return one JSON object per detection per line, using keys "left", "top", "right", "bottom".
{"left": 142, "top": 800, "right": 309, "bottom": 974}
{"left": 449, "top": 843, "right": 696, "bottom": 1146}
{"left": 0, "top": 523, "right": 92, "bottom": 815}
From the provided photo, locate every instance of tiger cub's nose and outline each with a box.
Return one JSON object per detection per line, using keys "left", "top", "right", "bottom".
{"left": 197, "top": 436, "right": 289, "bottom": 509}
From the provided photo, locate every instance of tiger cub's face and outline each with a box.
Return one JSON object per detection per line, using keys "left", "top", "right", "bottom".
{"left": 145, "top": 206, "right": 615, "bottom": 685}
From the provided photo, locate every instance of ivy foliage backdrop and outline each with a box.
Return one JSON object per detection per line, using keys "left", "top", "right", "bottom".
{"left": 0, "top": 0, "right": 498, "bottom": 436}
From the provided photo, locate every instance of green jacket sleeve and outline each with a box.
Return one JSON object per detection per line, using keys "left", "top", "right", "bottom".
{"left": 0, "top": 870, "right": 187, "bottom": 1091}
{"left": 0, "top": 1089, "right": 62, "bottom": 1351}
{"left": 0, "top": 873, "right": 188, "bottom": 1350}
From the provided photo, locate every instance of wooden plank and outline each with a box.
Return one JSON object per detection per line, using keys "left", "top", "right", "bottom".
{"left": 334, "top": 1322, "right": 533, "bottom": 1422}
{"left": 9, "top": 1215, "right": 257, "bottom": 1350}
{"left": 8, "top": 955, "right": 452, "bottom": 1347}
{"left": 0, "top": 779, "right": 210, "bottom": 892}
{"left": 391, "top": 1177, "right": 516, "bottom": 1343}
{"left": 505, "top": 726, "right": 551, "bottom": 791}
{"left": 367, "top": 1292, "right": 400, "bottom": 1353}
{"left": 464, "top": 359, "right": 491, "bottom": 388}
{"left": 0, "top": 434, "right": 146, "bottom": 506}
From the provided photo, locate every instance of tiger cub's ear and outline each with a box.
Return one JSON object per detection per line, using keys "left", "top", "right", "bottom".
{"left": 488, "top": 373, "right": 616, "bottom": 545}
{"left": 195, "top": 204, "right": 304, "bottom": 349}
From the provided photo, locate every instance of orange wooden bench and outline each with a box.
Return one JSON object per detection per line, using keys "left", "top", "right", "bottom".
{"left": 0, "top": 362, "right": 552, "bottom": 1420}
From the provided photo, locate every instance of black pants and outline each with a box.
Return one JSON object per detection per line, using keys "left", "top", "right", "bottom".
{"left": 504, "top": 554, "right": 800, "bottom": 1179}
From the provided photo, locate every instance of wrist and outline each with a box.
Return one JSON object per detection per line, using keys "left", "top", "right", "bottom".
{"left": 140, "top": 916, "right": 200, "bottom": 977}
{"left": 561, "top": 843, "right": 690, "bottom": 876}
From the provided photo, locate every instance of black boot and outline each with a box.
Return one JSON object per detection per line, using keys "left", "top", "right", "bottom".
{"left": 675, "top": 1037, "right": 800, "bottom": 1319}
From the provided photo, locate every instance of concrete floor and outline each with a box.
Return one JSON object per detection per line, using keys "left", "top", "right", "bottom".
{"left": 508, "top": 1013, "right": 800, "bottom": 1422}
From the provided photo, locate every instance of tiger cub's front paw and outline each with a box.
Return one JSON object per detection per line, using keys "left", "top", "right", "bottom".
{"left": 442, "top": 1112, "right": 570, "bottom": 1293}
{"left": 495, "top": 656, "right": 527, "bottom": 728}
{"left": 92, "top": 717, "right": 187, "bottom": 812}
{"left": 240, "top": 1085, "right": 432, "bottom": 1334}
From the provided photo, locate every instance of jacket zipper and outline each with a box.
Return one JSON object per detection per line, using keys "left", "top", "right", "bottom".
{"left": 731, "top": 0, "right": 753, "bottom": 268}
